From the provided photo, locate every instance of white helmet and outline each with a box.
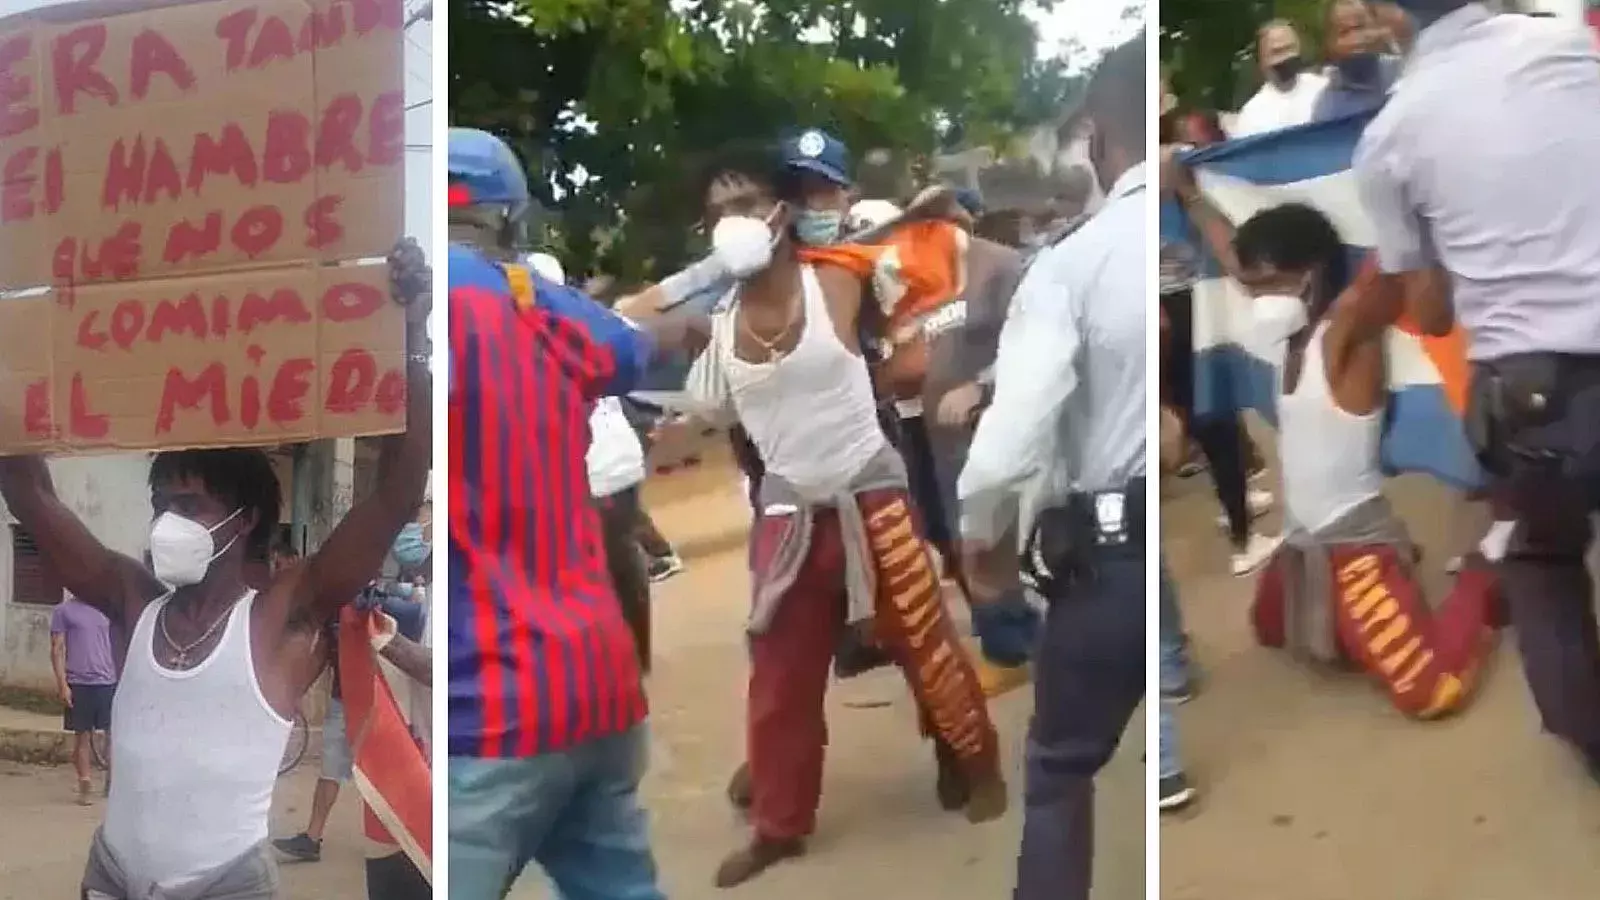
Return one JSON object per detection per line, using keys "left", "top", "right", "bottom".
{"left": 525, "top": 251, "right": 566, "bottom": 285}
{"left": 847, "top": 199, "right": 902, "bottom": 233}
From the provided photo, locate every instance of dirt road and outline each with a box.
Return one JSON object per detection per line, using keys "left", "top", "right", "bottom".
{"left": 1161, "top": 461, "right": 1600, "bottom": 900}
{"left": 514, "top": 451, "right": 1148, "bottom": 899}
{"left": 0, "top": 760, "right": 365, "bottom": 899}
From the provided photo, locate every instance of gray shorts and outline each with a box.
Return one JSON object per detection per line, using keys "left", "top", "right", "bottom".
{"left": 322, "top": 699, "right": 353, "bottom": 782}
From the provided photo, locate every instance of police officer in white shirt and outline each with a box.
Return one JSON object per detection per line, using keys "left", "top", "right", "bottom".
{"left": 1356, "top": 0, "right": 1600, "bottom": 782}
{"left": 957, "top": 33, "right": 1147, "bottom": 900}
{"left": 1232, "top": 19, "right": 1331, "bottom": 137}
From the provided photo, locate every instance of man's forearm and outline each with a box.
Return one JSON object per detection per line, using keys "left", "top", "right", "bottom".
{"left": 616, "top": 257, "right": 731, "bottom": 320}
{"left": 378, "top": 635, "right": 431, "bottom": 686}
{"left": 0, "top": 456, "right": 56, "bottom": 517}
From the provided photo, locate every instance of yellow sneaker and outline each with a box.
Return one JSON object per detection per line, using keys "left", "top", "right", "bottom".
{"left": 974, "top": 658, "right": 1030, "bottom": 698}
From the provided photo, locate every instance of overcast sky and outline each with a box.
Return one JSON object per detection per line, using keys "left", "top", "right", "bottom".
{"left": 1031, "top": 0, "right": 1145, "bottom": 68}
{"left": 0, "top": 0, "right": 433, "bottom": 244}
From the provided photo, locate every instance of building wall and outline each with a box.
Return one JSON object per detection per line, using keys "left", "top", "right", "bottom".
{"left": 0, "top": 454, "right": 153, "bottom": 690}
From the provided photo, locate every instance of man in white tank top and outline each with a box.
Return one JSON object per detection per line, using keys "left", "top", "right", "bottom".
{"left": 627, "top": 140, "right": 1004, "bottom": 888}
{"left": 1225, "top": 203, "right": 1502, "bottom": 719}
{"left": 0, "top": 243, "right": 434, "bottom": 899}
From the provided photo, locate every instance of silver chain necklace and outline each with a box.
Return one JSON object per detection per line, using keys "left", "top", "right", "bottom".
{"left": 159, "top": 600, "right": 232, "bottom": 668}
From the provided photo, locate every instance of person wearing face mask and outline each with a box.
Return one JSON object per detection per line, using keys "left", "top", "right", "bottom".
{"left": 354, "top": 524, "right": 433, "bottom": 900}
{"left": 0, "top": 256, "right": 431, "bottom": 898}
{"left": 1314, "top": 0, "right": 1403, "bottom": 122}
{"left": 672, "top": 140, "right": 1004, "bottom": 888}
{"left": 447, "top": 127, "right": 708, "bottom": 900}
{"left": 272, "top": 524, "right": 433, "bottom": 868}
{"left": 1232, "top": 19, "right": 1331, "bottom": 137}
{"left": 1354, "top": 0, "right": 1600, "bottom": 782}
{"left": 959, "top": 34, "right": 1148, "bottom": 900}
{"left": 1227, "top": 202, "right": 1502, "bottom": 717}
{"left": 783, "top": 128, "right": 855, "bottom": 246}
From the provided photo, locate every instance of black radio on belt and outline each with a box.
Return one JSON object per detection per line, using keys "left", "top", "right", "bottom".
{"left": 1019, "top": 478, "right": 1146, "bottom": 597}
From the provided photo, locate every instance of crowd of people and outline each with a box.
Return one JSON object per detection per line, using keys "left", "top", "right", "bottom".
{"left": 1159, "top": 0, "right": 1600, "bottom": 823}
{"left": 446, "top": 29, "right": 1148, "bottom": 900}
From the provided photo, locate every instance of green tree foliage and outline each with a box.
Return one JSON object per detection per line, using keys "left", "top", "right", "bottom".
{"left": 1160, "top": 0, "right": 1322, "bottom": 111}
{"left": 450, "top": 0, "right": 1112, "bottom": 280}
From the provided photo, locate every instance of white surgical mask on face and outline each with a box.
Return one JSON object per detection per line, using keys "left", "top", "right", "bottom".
{"left": 149, "top": 507, "right": 244, "bottom": 587}
{"left": 1254, "top": 293, "right": 1311, "bottom": 344}
{"left": 711, "top": 203, "right": 785, "bottom": 278}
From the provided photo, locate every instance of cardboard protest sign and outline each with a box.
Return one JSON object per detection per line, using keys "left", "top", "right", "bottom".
{"left": 0, "top": 0, "right": 407, "bottom": 454}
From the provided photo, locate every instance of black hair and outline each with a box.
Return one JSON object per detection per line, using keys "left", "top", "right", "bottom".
{"left": 1081, "top": 31, "right": 1146, "bottom": 153}
{"left": 1233, "top": 203, "right": 1349, "bottom": 320}
{"left": 690, "top": 140, "right": 792, "bottom": 211}
{"left": 148, "top": 448, "right": 281, "bottom": 556}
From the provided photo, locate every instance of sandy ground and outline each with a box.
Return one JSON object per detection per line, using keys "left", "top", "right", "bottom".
{"left": 0, "top": 760, "right": 365, "bottom": 899}
{"left": 1160, "top": 448, "right": 1600, "bottom": 900}
{"left": 512, "top": 450, "right": 1148, "bottom": 899}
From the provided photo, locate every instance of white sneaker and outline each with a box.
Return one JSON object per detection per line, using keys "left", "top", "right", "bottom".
{"left": 1447, "top": 520, "right": 1516, "bottom": 574}
{"left": 1231, "top": 532, "right": 1281, "bottom": 578}
{"left": 1216, "top": 488, "right": 1274, "bottom": 530}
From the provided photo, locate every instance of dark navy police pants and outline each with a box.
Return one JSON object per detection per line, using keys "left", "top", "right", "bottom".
{"left": 1014, "top": 544, "right": 1145, "bottom": 900}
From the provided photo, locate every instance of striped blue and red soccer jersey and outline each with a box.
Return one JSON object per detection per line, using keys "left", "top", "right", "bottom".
{"left": 447, "top": 242, "right": 655, "bottom": 758}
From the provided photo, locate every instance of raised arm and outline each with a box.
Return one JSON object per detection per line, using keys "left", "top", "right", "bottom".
{"left": 1165, "top": 152, "right": 1242, "bottom": 282}
{"left": 298, "top": 242, "right": 434, "bottom": 624}
{"left": 0, "top": 457, "right": 160, "bottom": 622}
{"left": 377, "top": 631, "right": 432, "bottom": 687}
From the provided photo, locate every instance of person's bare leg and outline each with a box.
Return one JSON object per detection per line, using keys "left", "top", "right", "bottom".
{"left": 305, "top": 779, "right": 341, "bottom": 841}
{"left": 72, "top": 732, "right": 92, "bottom": 805}
{"left": 102, "top": 731, "right": 112, "bottom": 796}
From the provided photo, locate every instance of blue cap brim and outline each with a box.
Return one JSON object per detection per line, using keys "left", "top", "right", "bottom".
{"left": 786, "top": 157, "right": 852, "bottom": 188}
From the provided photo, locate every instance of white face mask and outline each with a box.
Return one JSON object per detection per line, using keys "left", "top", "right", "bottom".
{"left": 149, "top": 507, "right": 244, "bottom": 587}
{"left": 711, "top": 203, "right": 785, "bottom": 278}
{"left": 1254, "top": 293, "right": 1311, "bottom": 344}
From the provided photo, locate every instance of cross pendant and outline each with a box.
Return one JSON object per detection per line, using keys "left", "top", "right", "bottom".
{"left": 172, "top": 651, "right": 187, "bottom": 668}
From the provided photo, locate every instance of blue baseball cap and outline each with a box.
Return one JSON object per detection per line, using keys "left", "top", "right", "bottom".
{"left": 954, "top": 188, "right": 984, "bottom": 218}
{"left": 447, "top": 127, "right": 530, "bottom": 212}
{"left": 780, "top": 129, "right": 852, "bottom": 188}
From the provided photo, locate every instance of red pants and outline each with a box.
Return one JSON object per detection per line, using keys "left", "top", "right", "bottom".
{"left": 1253, "top": 544, "right": 1499, "bottom": 719}
{"left": 746, "top": 489, "right": 999, "bottom": 840}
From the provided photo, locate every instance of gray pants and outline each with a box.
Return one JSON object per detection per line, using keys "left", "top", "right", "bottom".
{"left": 82, "top": 830, "right": 278, "bottom": 900}
{"left": 1014, "top": 547, "right": 1145, "bottom": 900}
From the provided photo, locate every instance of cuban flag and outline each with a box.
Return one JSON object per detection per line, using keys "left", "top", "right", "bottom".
{"left": 1160, "top": 112, "right": 1485, "bottom": 491}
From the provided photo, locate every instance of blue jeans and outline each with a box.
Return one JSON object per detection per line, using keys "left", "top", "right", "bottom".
{"left": 1158, "top": 557, "right": 1187, "bottom": 779}
{"left": 971, "top": 586, "right": 1042, "bottom": 667}
{"left": 448, "top": 725, "right": 663, "bottom": 900}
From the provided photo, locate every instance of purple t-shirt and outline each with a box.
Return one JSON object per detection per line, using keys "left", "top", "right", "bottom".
{"left": 49, "top": 598, "right": 117, "bottom": 686}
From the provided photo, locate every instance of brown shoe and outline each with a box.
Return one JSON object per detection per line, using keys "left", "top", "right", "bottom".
{"left": 714, "top": 836, "right": 804, "bottom": 888}
{"left": 726, "top": 762, "right": 753, "bottom": 810}
{"left": 933, "top": 740, "right": 969, "bottom": 811}
{"left": 964, "top": 771, "right": 1008, "bottom": 824}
